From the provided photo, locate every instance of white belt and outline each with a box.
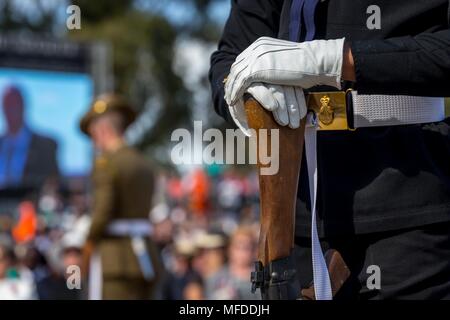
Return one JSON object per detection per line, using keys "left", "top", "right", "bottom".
{"left": 106, "top": 219, "right": 153, "bottom": 237}
{"left": 306, "top": 93, "right": 446, "bottom": 300}
{"left": 306, "top": 90, "right": 445, "bottom": 131}
{"left": 352, "top": 92, "right": 445, "bottom": 128}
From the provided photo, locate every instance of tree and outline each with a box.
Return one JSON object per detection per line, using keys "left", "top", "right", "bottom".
{"left": 71, "top": 0, "right": 133, "bottom": 23}
{"left": 68, "top": 2, "right": 192, "bottom": 161}
{"left": 0, "top": 0, "right": 230, "bottom": 164}
{"left": 0, "top": 0, "right": 58, "bottom": 34}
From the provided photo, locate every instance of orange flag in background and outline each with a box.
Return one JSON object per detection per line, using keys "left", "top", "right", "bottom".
{"left": 12, "top": 201, "right": 37, "bottom": 243}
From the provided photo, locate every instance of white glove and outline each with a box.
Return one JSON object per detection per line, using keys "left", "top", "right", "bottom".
{"left": 229, "top": 83, "right": 307, "bottom": 137}
{"left": 225, "top": 36, "right": 345, "bottom": 106}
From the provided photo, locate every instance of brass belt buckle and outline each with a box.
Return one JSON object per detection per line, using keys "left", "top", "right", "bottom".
{"left": 306, "top": 90, "right": 352, "bottom": 131}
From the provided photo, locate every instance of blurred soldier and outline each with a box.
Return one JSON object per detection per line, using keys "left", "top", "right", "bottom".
{"left": 80, "top": 93, "right": 162, "bottom": 300}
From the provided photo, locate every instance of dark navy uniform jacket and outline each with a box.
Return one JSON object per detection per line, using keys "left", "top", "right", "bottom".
{"left": 209, "top": 0, "right": 450, "bottom": 237}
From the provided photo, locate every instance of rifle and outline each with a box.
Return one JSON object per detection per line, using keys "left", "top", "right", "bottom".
{"left": 245, "top": 96, "right": 350, "bottom": 300}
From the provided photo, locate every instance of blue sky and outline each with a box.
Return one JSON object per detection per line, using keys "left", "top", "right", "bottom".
{"left": 148, "top": 0, "right": 231, "bottom": 26}
{"left": 0, "top": 68, "right": 93, "bottom": 176}
{"left": 13, "top": 0, "right": 231, "bottom": 30}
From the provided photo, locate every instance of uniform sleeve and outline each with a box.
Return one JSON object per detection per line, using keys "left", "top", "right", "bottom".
{"left": 209, "top": 0, "right": 283, "bottom": 123}
{"left": 87, "top": 159, "right": 116, "bottom": 243}
{"left": 351, "top": 29, "right": 450, "bottom": 96}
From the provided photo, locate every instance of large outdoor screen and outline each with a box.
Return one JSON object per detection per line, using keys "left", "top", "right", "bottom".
{"left": 0, "top": 67, "right": 93, "bottom": 189}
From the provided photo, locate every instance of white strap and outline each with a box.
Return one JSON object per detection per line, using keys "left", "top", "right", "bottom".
{"left": 131, "top": 237, "right": 156, "bottom": 281}
{"left": 88, "top": 251, "right": 102, "bottom": 300}
{"left": 352, "top": 92, "right": 445, "bottom": 128}
{"left": 305, "top": 113, "right": 332, "bottom": 300}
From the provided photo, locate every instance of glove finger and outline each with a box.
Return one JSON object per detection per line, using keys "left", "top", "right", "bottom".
{"left": 229, "top": 54, "right": 248, "bottom": 77}
{"left": 246, "top": 83, "right": 278, "bottom": 111}
{"left": 234, "top": 37, "right": 291, "bottom": 67}
{"left": 251, "top": 37, "right": 298, "bottom": 50}
{"left": 284, "top": 86, "right": 301, "bottom": 129}
{"left": 225, "top": 64, "right": 248, "bottom": 105}
{"left": 271, "top": 85, "right": 289, "bottom": 126}
{"left": 229, "top": 65, "right": 250, "bottom": 105}
{"left": 228, "top": 98, "right": 252, "bottom": 137}
{"left": 231, "top": 44, "right": 300, "bottom": 104}
{"left": 227, "top": 39, "right": 299, "bottom": 105}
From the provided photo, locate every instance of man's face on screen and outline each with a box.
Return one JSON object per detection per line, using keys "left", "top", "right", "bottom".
{"left": 2, "top": 87, "right": 24, "bottom": 134}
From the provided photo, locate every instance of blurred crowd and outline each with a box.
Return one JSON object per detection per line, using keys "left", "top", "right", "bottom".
{"left": 0, "top": 166, "right": 261, "bottom": 300}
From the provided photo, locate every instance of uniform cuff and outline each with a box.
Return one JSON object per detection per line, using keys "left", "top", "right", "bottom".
{"left": 351, "top": 39, "right": 412, "bottom": 95}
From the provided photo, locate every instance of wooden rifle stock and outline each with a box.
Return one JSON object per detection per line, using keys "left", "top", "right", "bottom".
{"left": 244, "top": 96, "right": 350, "bottom": 300}
{"left": 244, "top": 97, "right": 305, "bottom": 266}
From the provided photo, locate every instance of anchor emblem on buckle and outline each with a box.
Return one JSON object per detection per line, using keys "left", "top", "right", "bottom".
{"left": 318, "top": 95, "right": 334, "bottom": 125}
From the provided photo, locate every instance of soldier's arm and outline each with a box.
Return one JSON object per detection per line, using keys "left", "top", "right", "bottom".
{"left": 87, "top": 160, "right": 116, "bottom": 243}
{"left": 350, "top": 28, "right": 450, "bottom": 96}
{"left": 209, "top": 0, "right": 282, "bottom": 123}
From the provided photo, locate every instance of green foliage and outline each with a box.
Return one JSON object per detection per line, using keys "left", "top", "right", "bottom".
{"left": 0, "top": 0, "right": 57, "bottom": 33}
{"left": 0, "top": 0, "right": 225, "bottom": 163}
{"left": 71, "top": 0, "right": 133, "bottom": 23}
{"left": 68, "top": 9, "right": 192, "bottom": 151}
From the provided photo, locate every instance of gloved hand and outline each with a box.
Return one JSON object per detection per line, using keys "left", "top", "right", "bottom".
{"left": 229, "top": 82, "right": 307, "bottom": 137}
{"left": 225, "top": 36, "right": 345, "bottom": 107}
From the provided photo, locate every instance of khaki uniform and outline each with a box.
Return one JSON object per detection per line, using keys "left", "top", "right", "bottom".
{"left": 87, "top": 145, "right": 162, "bottom": 299}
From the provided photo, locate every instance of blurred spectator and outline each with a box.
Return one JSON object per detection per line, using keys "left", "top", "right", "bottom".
{"left": 183, "top": 272, "right": 204, "bottom": 300}
{"left": 38, "top": 178, "right": 64, "bottom": 229}
{"left": 160, "top": 239, "right": 198, "bottom": 300}
{"left": 21, "top": 246, "right": 49, "bottom": 284}
{"left": 193, "top": 232, "right": 227, "bottom": 280}
{"left": 205, "top": 227, "right": 259, "bottom": 300}
{"left": 0, "top": 244, "right": 36, "bottom": 299}
{"left": 30, "top": 245, "right": 84, "bottom": 300}
{"left": 0, "top": 164, "right": 262, "bottom": 300}
{"left": 217, "top": 170, "right": 245, "bottom": 214}
{"left": 58, "top": 246, "right": 84, "bottom": 299}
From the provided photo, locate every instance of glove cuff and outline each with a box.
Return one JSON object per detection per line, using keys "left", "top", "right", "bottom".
{"left": 323, "top": 37, "right": 345, "bottom": 89}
